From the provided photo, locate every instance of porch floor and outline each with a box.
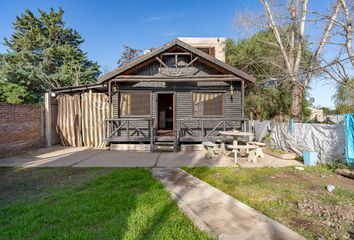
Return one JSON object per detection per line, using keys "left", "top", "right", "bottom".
{"left": 0, "top": 146, "right": 303, "bottom": 168}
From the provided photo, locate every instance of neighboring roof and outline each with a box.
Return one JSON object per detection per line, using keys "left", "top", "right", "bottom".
{"left": 51, "top": 82, "right": 106, "bottom": 93}
{"left": 98, "top": 38, "right": 256, "bottom": 83}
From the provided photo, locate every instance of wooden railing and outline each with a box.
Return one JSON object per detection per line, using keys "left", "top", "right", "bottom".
{"left": 105, "top": 117, "right": 248, "bottom": 151}
{"left": 176, "top": 118, "right": 248, "bottom": 141}
{"left": 105, "top": 118, "right": 155, "bottom": 150}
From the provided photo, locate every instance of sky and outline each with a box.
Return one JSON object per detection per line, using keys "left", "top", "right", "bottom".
{"left": 0, "top": 0, "right": 340, "bottom": 108}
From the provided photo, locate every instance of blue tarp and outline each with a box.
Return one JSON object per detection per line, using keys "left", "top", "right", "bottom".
{"left": 345, "top": 114, "right": 354, "bottom": 165}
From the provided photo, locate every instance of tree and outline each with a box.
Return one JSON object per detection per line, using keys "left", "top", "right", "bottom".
{"left": 0, "top": 81, "right": 33, "bottom": 104}
{"left": 236, "top": 0, "right": 350, "bottom": 121}
{"left": 0, "top": 8, "right": 100, "bottom": 102}
{"left": 320, "top": 107, "right": 331, "bottom": 115}
{"left": 333, "top": 78, "right": 354, "bottom": 113}
{"left": 226, "top": 31, "right": 312, "bottom": 120}
{"left": 117, "top": 45, "right": 142, "bottom": 67}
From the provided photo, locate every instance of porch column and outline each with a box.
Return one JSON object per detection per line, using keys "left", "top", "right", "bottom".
{"left": 241, "top": 80, "right": 245, "bottom": 131}
{"left": 241, "top": 80, "right": 245, "bottom": 119}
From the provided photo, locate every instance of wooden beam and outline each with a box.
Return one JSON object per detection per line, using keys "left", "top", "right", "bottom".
{"left": 114, "top": 74, "right": 236, "bottom": 79}
{"left": 111, "top": 77, "right": 241, "bottom": 82}
{"left": 161, "top": 52, "right": 192, "bottom": 56}
{"left": 155, "top": 57, "right": 168, "bottom": 68}
{"left": 184, "top": 57, "right": 198, "bottom": 68}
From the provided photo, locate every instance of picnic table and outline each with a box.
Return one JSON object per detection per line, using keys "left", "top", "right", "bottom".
{"left": 218, "top": 130, "right": 254, "bottom": 146}
{"left": 218, "top": 130, "right": 256, "bottom": 164}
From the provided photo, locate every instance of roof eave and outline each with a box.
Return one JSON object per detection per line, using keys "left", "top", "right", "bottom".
{"left": 98, "top": 38, "right": 256, "bottom": 83}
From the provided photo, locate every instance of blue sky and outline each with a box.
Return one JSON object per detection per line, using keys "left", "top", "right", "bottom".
{"left": 0, "top": 0, "right": 337, "bottom": 108}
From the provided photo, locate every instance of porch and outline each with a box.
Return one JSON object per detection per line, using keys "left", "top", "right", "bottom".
{"left": 105, "top": 117, "right": 249, "bottom": 151}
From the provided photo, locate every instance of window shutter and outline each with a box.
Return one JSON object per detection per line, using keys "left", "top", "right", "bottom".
{"left": 209, "top": 47, "right": 215, "bottom": 57}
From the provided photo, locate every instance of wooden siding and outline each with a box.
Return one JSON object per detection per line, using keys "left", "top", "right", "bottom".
{"left": 113, "top": 82, "right": 242, "bottom": 119}
{"left": 110, "top": 82, "right": 242, "bottom": 140}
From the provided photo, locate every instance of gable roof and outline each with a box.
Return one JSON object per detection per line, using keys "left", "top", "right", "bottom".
{"left": 98, "top": 38, "right": 256, "bottom": 83}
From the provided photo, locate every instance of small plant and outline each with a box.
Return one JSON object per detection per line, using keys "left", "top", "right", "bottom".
{"left": 326, "top": 160, "right": 350, "bottom": 171}
{"left": 263, "top": 133, "right": 272, "bottom": 142}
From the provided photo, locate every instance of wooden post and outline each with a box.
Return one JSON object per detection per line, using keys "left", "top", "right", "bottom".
{"left": 108, "top": 81, "right": 112, "bottom": 139}
{"left": 241, "top": 80, "right": 246, "bottom": 131}
{"left": 201, "top": 120, "right": 204, "bottom": 138}
{"left": 150, "top": 119, "right": 154, "bottom": 152}
{"left": 241, "top": 80, "right": 245, "bottom": 119}
{"left": 45, "top": 91, "right": 52, "bottom": 146}
{"left": 126, "top": 120, "right": 129, "bottom": 139}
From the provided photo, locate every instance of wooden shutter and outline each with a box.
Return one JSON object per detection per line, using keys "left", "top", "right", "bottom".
{"left": 209, "top": 47, "right": 215, "bottom": 57}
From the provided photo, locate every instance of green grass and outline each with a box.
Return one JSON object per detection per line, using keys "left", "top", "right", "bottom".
{"left": 183, "top": 166, "right": 354, "bottom": 240}
{"left": 0, "top": 167, "right": 211, "bottom": 240}
{"left": 264, "top": 147, "right": 289, "bottom": 154}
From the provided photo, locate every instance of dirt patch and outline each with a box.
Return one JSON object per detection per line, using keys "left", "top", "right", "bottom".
{"left": 269, "top": 171, "right": 354, "bottom": 190}
{"left": 268, "top": 170, "right": 354, "bottom": 239}
{"left": 298, "top": 200, "right": 354, "bottom": 239}
{"left": 0, "top": 167, "right": 115, "bottom": 205}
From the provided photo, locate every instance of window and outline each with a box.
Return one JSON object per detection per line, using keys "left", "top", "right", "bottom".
{"left": 193, "top": 92, "right": 224, "bottom": 116}
{"left": 120, "top": 92, "right": 151, "bottom": 116}
{"left": 196, "top": 47, "right": 215, "bottom": 57}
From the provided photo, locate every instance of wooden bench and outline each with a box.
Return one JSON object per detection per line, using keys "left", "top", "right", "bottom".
{"left": 247, "top": 141, "right": 266, "bottom": 147}
{"left": 202, "top": 142, "right": 220, "bottom": 159}
{"left": 227, "top": 145, "right": 259, "bottom": 164}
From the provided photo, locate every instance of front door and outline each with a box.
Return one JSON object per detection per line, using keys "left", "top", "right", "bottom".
{"left": 157, "top": 93, "right": 174, "bottom": 136}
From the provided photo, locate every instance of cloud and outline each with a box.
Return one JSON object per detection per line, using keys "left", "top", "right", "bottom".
{"left": 143, "top": 13, "right": 185, "bottom": 22}
{"left": 164, "top": 31, "right": 178, "bottom": 37}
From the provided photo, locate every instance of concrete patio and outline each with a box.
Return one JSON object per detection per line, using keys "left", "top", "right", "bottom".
{"left": 0, "top": 145, "right": 303, "bottom": 168}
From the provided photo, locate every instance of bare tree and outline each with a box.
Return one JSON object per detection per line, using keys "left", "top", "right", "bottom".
{"left": 117, "top": 45, "right": 142, "bottom": 67}
{"left": 313, "top": 0, "right": 354, "bottom": 87}
{"left": 236, "top": 0, "right": 353, "bottom": 121}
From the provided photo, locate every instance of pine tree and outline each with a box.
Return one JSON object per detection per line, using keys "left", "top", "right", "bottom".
{"left": 0, "top": 8, "right": 100, "bottom": 102}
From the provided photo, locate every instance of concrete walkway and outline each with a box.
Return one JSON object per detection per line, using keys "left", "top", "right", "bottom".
{"left": 152, "top": 168, "right": 304, "bottom": 240}
{"left": 0, "top": 146, "right": 302, "bottom": 168}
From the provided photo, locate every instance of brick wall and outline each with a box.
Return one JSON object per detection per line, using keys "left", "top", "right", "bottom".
{"left": 0, "top": 103, "right": 44, "bottom": 158}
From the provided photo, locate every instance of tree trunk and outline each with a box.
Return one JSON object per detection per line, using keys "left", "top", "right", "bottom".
{"left": 290, "top": 84, "right": 303, "bottom": 121}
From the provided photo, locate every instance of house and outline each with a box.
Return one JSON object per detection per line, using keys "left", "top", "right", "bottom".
{"left": 48, "top": 38, "right": 256, "bottom": 151}
{"left": 309, "top": 107, "right": 324, "bottom": 122}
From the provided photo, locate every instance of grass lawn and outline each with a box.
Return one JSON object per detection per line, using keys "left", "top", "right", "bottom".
{"left": 0, "top": 167, "right": 211, "bottom": 240}
{"left": 184, "top": 166, "right": 354, "bottom": 240}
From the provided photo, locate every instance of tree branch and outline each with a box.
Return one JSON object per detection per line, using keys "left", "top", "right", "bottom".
{"left": 338, "top": 0, "right": 354, "bottom": 67}
{"left": 259, "top": 0, "right": 294, "bottom": 79}
{"left": 304, "top": 0, "right": 341, "bottom": 86}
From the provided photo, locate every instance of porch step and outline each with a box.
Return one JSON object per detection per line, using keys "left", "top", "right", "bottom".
{"left": 154, "top": 141, "right": 176, "bottom": 152}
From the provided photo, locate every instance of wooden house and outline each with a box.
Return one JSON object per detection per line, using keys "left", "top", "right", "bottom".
{"left": 49, "top": 38, "right": 255, "bottom": 151}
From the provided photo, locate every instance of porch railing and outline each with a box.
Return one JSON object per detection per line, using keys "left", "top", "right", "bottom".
{"left": 105, "top": 118, "right": 155, "bottom": 150}
{"left": 105, "top": 117, "right": 249, "bottom": 151}
{"left": 176, "top": 118, "right": 248, "bottom": 141}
